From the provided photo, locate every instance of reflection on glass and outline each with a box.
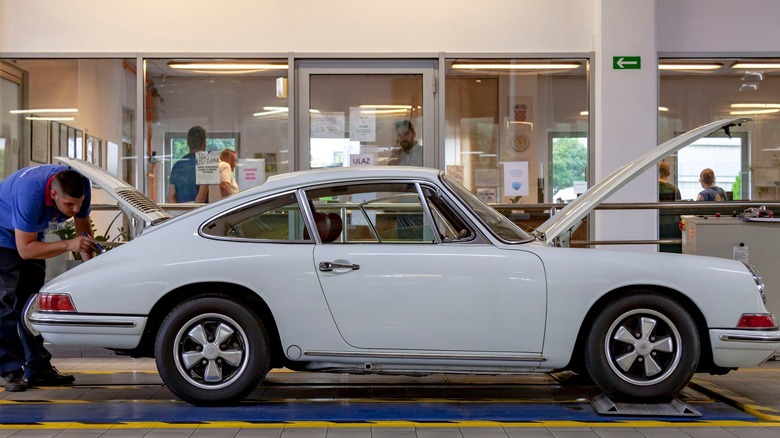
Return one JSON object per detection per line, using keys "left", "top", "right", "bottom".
{"left": 308, "top": 75, "right": 423, "bottom": 168}
{"left": 444, "top": 58, "right": 589, "bottom": 204}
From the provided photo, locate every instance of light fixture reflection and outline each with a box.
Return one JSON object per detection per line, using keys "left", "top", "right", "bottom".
{"left": 731, "top": 103, "right": 780, "bottom": 109}
{"left": 659, "top": 63, "right": 722, "bottom": 71}
{"left": 730, "top": 109, "right": 780, "bottom": 115}
{"left": 25, "top": 116, "right": 75, "bottom": 121}
{"left": 732, "top": 62, "right": 780, "bottom": 69}
{"left": 452, "top": 63, "right": 580, "bottom": 70}
{"left": 10, "top": 108, "right": 78, "bottom": 114}
{"left": 169, "top": 62, "right": 288, "bottom": 71}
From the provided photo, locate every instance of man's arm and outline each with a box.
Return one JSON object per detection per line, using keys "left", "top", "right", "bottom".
{"left": 167, "top": 184, "right": 178, "bottom": 203}
{"left": 194, "top": 184, "right": 209, "bottom": 203}
{"left": 74, "top": 216, "right": 95, "bottom": 261}
{"left": 15, "top": 226, "right": 94, "bottom": 260}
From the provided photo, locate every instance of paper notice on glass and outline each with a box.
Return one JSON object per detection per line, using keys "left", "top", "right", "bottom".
{"left": 349, "top": 153, "right": 375, "bottom": 166}
{"left": 237, "top": 158, "right": 266, "bottom": 191}
{"left": 349, "top": 107, "right": 376, "bottom": 142}
{"left": 475, "top": 168, "right": 500, "bottom": 187}
{"left": 503, "top": 161, "right": 529, "bottom": 196}
{"left": 195, "top": 151, "right": 221, "bottom": 184}
{"left": 476, "top": 188, "right": 497, "bottom": 203}
{"left": 733, "top": 244, "right": 749, "bottom": 264}
{"left": 311, "top": 112, "right": 345, "bottom": 138}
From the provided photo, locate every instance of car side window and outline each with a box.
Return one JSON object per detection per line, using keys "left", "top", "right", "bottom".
{"left": 305, "top": 183, "right": 436, "bottom": 244}
{"left": 420, "top": 186, "right": 475, "bottom": 242}
{"left": 201, "top": 192, "right": 310, "bottom": 241}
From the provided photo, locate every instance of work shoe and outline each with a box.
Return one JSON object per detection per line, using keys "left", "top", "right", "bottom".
{"left": 4, "top": 370, "right": 27, "bottom": 392}
{"left": 24, "top": 366, "right": 75, "bottom": 387}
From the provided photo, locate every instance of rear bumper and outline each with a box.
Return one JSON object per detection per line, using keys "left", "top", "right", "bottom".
{"left": 27, "top": 311, "right": 146, "bottom": 349}
{"left": 710, "top": 329, "right": 780, "bottom": 368}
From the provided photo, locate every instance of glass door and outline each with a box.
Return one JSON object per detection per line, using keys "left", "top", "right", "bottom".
{"left": 0, "top": 62, "right": 24, "bottom": 179}
{"left": 297, "top": 60, "right": 436, "bottom": 170}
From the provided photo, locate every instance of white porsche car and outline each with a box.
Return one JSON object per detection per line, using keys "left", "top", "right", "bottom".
{"left": 28, "top": 117, "right": 780, "bottom": 406}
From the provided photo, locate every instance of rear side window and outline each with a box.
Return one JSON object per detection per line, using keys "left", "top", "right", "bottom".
{"left": 201, "top": 192, "right": 310, "bottom": 241}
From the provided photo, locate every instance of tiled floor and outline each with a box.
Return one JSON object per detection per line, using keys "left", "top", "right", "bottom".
{"left": 2, "top": 357, "right": 780, "bottom": 437}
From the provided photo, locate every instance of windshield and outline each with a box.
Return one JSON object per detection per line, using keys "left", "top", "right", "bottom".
{"left": 442, "top": 174, "right": 534, "bottom": 243}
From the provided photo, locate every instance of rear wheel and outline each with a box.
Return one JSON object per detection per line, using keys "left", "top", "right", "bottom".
{"left": 584, "top": 292, "right": 699, "bottom": 401}
{"left": 155, "top": 295, "right": 270, "bottom": 405}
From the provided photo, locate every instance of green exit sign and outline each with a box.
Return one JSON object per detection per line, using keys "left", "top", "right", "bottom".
{"left": 613, "top": 56, "right": 641, "bottom": 70}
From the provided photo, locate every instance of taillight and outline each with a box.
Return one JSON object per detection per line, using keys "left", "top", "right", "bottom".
{"left": 38, "top": 293, "right": 76, "bottom": 312}
{"left": 737, "top": 313, "right": 777, "bottom": 328}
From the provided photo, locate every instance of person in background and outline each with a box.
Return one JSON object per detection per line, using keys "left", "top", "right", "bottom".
{"left": 658, "top": 161, "right": 682, "bottom": 253}
{"left": 167, "top": 125, "right": 208, "bottom": 203}
{"left": 0, "top": 166, "right": 99, "bottom": 392}
{"left": 658, "top": 161, "right": 681, "bottom": 201}
{"left": 209, "top": 149, "right": 239, "bottom": 202}
{"left": 696, "top": 168, "right": 727, "bottom": 201}
{"left": 389, "top": 120, "right": 423, "bottom": 166}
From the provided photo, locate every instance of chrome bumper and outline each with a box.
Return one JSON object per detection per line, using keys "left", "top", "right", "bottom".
{"left": 719, "top": 331, "right": 780, "bottom": 343}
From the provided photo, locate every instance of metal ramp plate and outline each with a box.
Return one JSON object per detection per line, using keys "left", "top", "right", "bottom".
{"left": 591, "top": 393, "right": 701, "bottom": 417}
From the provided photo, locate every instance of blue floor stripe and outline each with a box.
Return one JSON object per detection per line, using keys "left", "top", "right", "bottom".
{"left": 0, "top": 400, "right": 756, "bottom": 424}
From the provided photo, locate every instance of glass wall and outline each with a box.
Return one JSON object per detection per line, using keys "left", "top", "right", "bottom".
{"left": 144, "top": 59, "right": 290, "bottom": 204}
{"left": 660, "top": 58, "right": 780, "bottom": 202}
{"left": 443, "top": 59, "right": 589, "bottom": 204}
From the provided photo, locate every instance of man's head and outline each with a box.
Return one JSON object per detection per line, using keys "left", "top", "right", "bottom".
{"left": 187, "top": 126, "right": 207, "bottom": 152}
{"left": 699, "top": 168, "right": 716, "bottom": 187}
{"left": 659, "top": 161, "right": 671, "bottom": 180}
{"left": 395, "top": 120, "right": 416, "bottom": 152}
{"left": 50, "top": 170, "right": 86, "bottom": 218}
{"left": 220, "top": 149, "right": 237, "bottom": 171}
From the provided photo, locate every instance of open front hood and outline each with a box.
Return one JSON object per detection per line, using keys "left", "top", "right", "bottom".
{"left": 56, "top": 157, "right": 172, "bottom": 237}
{"left": 534, "top": 117, "right": 752, "bottom": 246}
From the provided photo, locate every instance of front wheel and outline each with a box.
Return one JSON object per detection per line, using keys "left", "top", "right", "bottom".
{"left": 584, "top": 292, "right": 700, "bottom": 401}
{"left": 155, "top": 295, "right": 270, "bottom": 405}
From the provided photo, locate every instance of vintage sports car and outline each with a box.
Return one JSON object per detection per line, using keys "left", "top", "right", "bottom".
{"left": 28, "top": 117, "right": 780, "bottom": 406}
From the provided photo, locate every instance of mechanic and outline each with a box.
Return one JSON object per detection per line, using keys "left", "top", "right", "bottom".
{"left": 0, "top": 165, "right": 98, "bottom": 392}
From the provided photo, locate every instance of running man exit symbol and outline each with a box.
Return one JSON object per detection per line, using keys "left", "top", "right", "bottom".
{"left": 613, "top": 56, "right": 641, "bottom": 70}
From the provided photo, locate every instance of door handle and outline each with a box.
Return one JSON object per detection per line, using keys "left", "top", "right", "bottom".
{"left": 319, "top": 261, "right": 360, "bottom": 271}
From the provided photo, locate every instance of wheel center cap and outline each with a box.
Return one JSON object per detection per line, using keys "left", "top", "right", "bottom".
{"left": 203, "top": 344, "right": 220, "bottom": 360}
{"left": 636, "top": 340, "right": 652, "bottom": 354}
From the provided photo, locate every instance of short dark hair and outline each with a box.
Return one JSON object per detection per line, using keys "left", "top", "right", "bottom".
{"left": 187, "top": 125, "right": 206, "bottom": 150}
{"left": 395, "top": 119, "right": 414, "bottom": 133}
{"left": 52, "top": 170, "right": 86, "bottom": 198}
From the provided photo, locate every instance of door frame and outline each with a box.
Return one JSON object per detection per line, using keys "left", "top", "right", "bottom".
{"left": 295, "top": 60, "right": 438, "bottom": 171}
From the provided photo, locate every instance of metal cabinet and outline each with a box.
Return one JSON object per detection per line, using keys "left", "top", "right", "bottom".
{"left": 682, "top": 215, "right": 780, "bottom": 317}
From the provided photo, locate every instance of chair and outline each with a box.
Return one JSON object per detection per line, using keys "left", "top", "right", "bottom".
{"left": 307, "top": 212, "right": 343, "bottom": 243}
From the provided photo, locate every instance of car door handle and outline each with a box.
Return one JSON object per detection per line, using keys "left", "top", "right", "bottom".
{"left": 319, "top": 261, "right": 360, "bottom": 271}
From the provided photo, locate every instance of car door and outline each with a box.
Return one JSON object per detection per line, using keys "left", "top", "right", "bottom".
{"left": 308, "top": 181, "right": 547, "bottom": 353}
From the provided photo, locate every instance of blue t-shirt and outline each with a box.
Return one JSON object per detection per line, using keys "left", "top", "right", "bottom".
{"left": 169, "top": 152, "right": 199, "bottom": 203}
{"left": 697, "top": 186, "right": 727, "bottom": 202}
{"left": 0, "top": 165, "right": 92, "bottom": 250}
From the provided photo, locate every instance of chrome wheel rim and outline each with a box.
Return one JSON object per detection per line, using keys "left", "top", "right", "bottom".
{"left": 172, "top": 313, "right": 250, "bottom": 390}
{"left": 604, "top": 308, "right": 682, "bottom": 386}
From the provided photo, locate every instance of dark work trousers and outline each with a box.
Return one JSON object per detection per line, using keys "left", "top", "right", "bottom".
{"left": 0, "top": 247, "right": 51, "bottom": 379}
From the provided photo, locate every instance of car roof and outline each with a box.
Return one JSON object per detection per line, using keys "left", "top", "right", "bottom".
{"left": 260, "top": 166, "right": 443, "bottom": 192}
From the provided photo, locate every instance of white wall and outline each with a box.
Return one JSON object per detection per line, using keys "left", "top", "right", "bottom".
{"left": 657, "top": 0, "right": 780, "bottom": 53}
{"left": 0, "top": 0, "right": 594, "bottom": 54}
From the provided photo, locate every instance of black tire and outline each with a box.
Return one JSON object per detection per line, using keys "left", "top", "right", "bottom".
{"left": 155, "top": 295, "right": 270, "bottom": 405}
{"left": 584, "top": 292, "right": 699, "bottom": 401}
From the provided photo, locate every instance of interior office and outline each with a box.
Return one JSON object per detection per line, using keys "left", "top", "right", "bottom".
{"left": 2, "top": 0, "right": 780, "bottom": 250}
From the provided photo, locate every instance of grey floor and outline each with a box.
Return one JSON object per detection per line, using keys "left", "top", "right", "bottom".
{"left": 2, "top": 356, "right": 780, "bottom": 437}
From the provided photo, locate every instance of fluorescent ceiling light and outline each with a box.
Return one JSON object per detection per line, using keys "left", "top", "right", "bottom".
{"left": 658, "top": 106, "right": 669, "bottom": 112}
{"left": 452, "top": 63, "right": 580, "bottom": 70}
{"left": 658, "top": 63, "right": 722, "bottom": 70}
{"left": 168, "top": 62, "right": 288, "bottom": 70}
{"left": 730, "top": 109, "right": 780, "bottom": 115}
{"left": 361, "top": 109, "right": 408, "bottom": 114}
{"left": 731, "top": 103, "right": 780, "bottom": 109}
{"left": 359, "top": 105, "right": 412, "bottom": 109}
{"left": 25, "top": 116, "right": 75, "bottom": 121}
{"left": 732, "top": 62, "right": 780, "bottom": 69}
{"left": 253, "top": 107, "right": 319, "bottom": 117}
{"left": 10, "top": 108, "right": 78, "bottom": 114}
{"left": 461, "top": 151, "right": 485, "bottom": 155}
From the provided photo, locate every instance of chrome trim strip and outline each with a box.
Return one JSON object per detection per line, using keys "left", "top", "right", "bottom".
{"left": 304, "top": 350, "right": 545, "bottom": 361}
{"left": 719, "top": 332, "right": 780, "bottom": 343}
{"left": 29, "top": 314, "right": 137, "bottom": 328}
